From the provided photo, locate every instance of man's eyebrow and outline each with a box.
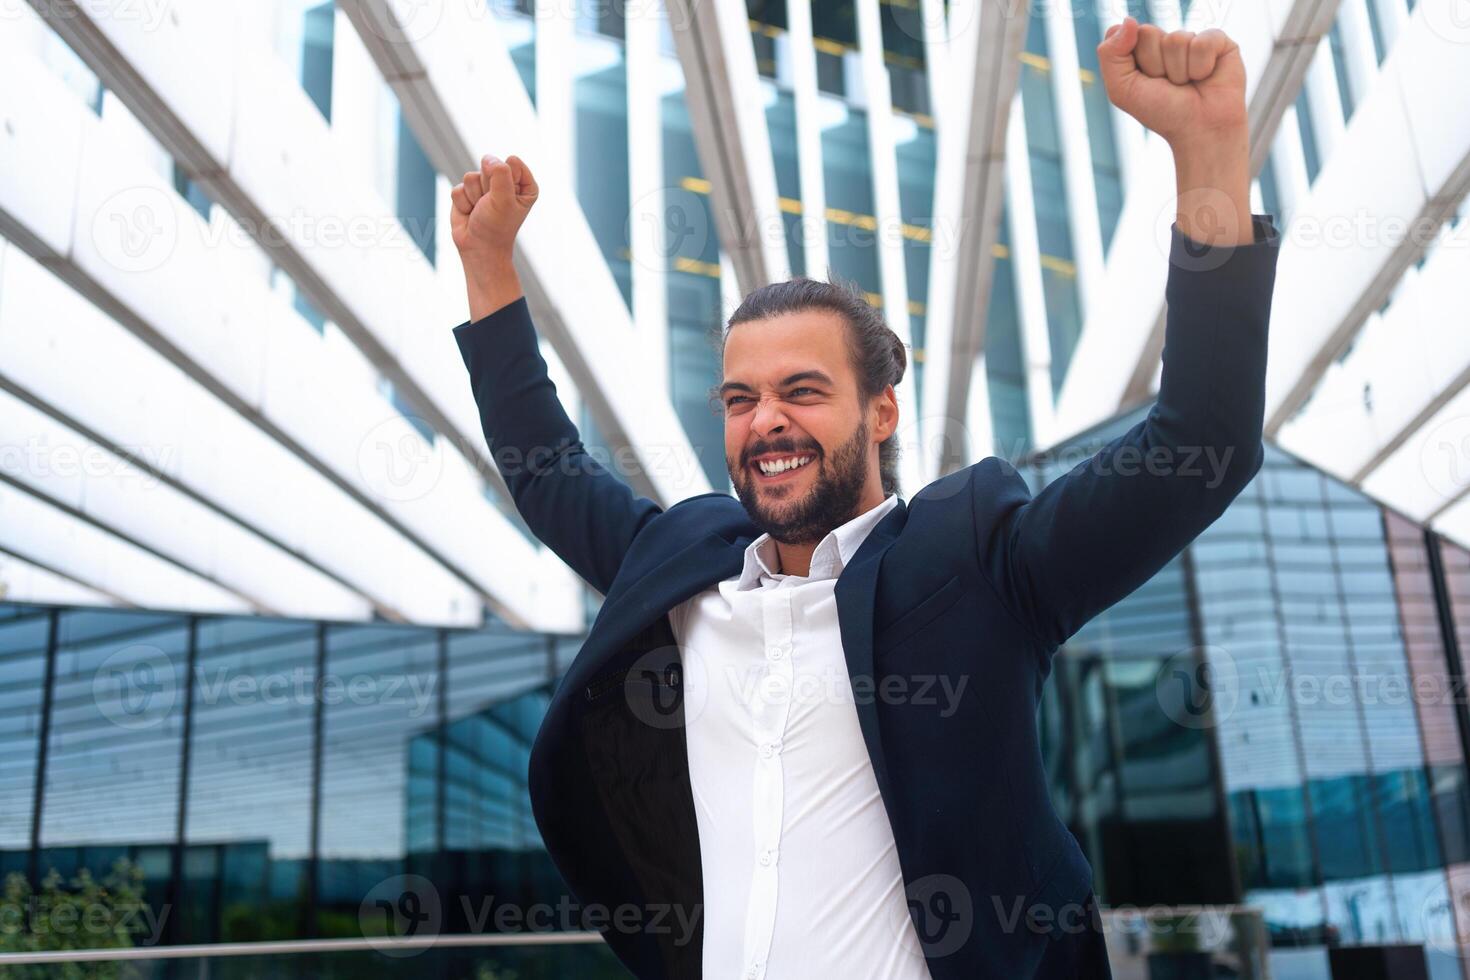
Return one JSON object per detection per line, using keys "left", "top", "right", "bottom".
{"left": 717, "top": 370, "right": 835, "bottom": 397}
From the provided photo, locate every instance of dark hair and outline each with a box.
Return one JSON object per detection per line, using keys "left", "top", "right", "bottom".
{"left": 710, "top": 275, "right": 908, "bottom": 497}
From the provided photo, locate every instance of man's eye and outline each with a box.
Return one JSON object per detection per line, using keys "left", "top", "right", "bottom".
{"left": 790, "top": 387, "right": 818, "bottom": 396}
{"left": 726, "top": 396, "right": 752, "bottom": 408}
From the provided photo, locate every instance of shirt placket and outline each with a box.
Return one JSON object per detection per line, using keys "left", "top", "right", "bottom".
{"left": 740, "top": 582, "right": 795, "bottom": 980}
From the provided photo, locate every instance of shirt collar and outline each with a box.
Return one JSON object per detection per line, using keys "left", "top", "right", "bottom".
{"left": 737, "top": 493, "right": 900, "bottom": 590}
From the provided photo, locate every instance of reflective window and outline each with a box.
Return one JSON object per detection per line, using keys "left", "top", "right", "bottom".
{"left": 879, "top": 0, "right": 929, "bottom": 116}
{"left": 895, "top": 118, "right": 935, "bottom": 404}
{"left": 986, "top": 201, "right": 1031, "bottom": 457}
{"left": 1020, "top": 12, "right": 1083, "bottom": 395}
{"left": 1309, "top": 776, "right": 1383, "bottom": 881}
{"left": 0, "top": 609, "right": 50, "bottom": 863}
{"left": 1296, "top": 89, "right": 1322, "bottom": 184}
{"left": 1327, "top": 17, "right": 1355, "bottom": 122}
{"left": 313, "top": 624, "right": 440, "bottom": 937}
{"left": 1230, "top": 786, "right": 1317, "bottom": 891}
{"left": 492, "top": 4, "right": 536, "bottom": 99}
{"left": 575, "top": 36, "right": 632, "bottom": 307}
{"left": 821, "top": 104, "right": 882, "bottom": 298}
{"left": 1376, "top": 769, "right": 1441, "bottom": 874}
{"left": 181, "top": 618, "right": 318, "bottom": 942}
{"left": 763, "top": 85, "right": 807, "bottom": 279}
{"left": 394, "top": 108, "right": 437, "bottom": 267}
{"left": 1071, "top": 0, "right": 1124, "bottom": 254}
{"left": 662, "top": 60, "right": 728, "bottom": 493}
{"left": 39, "top": 610, "right": 190, "bottom": 918}
{"left": 300, "top": 2, "right": 334, "bottom": 122}
{"left": 275, "top": 0, "right": 335, "bottom": 122}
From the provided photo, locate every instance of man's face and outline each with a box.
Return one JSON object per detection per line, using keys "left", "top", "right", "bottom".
{"left": 719, "top": 310, "right": 881, "bottom": 545}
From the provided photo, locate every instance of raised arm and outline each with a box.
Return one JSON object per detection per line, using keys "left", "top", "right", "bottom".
{"left": 972, "top": 19, "right": 1282, "bottom": 654}
{"left": 450, "top": 155, "right": 659, "bottom": 595}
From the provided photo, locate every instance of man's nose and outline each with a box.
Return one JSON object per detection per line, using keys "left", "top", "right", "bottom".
{"left": 751, "top": 396, "right": 788, "bottom": 435}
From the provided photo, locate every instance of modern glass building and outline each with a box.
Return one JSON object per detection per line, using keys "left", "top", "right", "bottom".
{"left": 1, "top": 0, "right": 1468, "bottom": 976}
{"left": 1031, "top": 407, "right": 1470, "bottom": 978}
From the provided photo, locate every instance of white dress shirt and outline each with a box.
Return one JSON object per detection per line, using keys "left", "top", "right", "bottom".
{"left": 667, "top": 492, "right": 933, "bottom": 980}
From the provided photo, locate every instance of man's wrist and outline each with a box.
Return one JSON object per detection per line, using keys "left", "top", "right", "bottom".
{"left": 1169, "top": 128, "right": 1254, "bottom": 247}
{"left": 464, "top": 251, "right": 523, "bottom": 322}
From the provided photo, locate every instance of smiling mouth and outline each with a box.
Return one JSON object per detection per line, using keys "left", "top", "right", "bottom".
{"left": 751, "top": 454, "right": 816, "bottom": 482}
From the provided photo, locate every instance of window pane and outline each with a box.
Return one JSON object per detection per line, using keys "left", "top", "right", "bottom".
{"left": 182, "top": 617, "right": 319, "bottom": 942}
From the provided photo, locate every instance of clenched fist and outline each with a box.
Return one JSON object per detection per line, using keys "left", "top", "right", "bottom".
{"left": 453, "top": 154, "right": 538, "bottom": 320}
{"left": 1097, "top": 17, "right": 1247, "bottom": 147}
{"left": 451, "top": 154, "right": 539, "bottom": 258}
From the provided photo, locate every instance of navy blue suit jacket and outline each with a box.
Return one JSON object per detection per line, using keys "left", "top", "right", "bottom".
{"left": 452, "top": 214, "right": 1281, "bottom": 979}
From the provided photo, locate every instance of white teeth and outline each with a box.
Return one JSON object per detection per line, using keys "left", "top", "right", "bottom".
{"left": 758, "top": 455, "right": 812, "bottom": 475}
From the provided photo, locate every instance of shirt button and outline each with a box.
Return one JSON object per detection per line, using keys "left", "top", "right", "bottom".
{"left": 759, "top": 849, "right": 778, "bottom": 867}
{"left": 759, "top": 741, "right": 781, "bottom": 759}
{"left": 767, "top": 644, "right": 787, "bottom": 662}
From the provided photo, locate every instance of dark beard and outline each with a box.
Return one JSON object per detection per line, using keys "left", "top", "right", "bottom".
{"left": 730, "top": 416, "right": 871, "bottom": 546}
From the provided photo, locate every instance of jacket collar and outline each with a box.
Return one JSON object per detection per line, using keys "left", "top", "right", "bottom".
{"left": 738, "top": 492, "right": 901, "bottom": 588}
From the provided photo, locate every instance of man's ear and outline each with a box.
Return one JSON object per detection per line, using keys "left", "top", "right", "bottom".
{"left": 875, "top": 384, "right": 899, "bottom": 441}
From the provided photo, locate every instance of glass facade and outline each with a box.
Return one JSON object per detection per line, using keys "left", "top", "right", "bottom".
{"left": 1071, "top": 0, "right": 1125, "bottom": 256}
{"left": 1026, "top": 406, "right": 1470, "bottom": 975}
{"left": 1296, "top": 87, "right": 1323, "bottom": 185}
{"left": 821, "top": 105, "right": 883, "bottom": 298}
{"left": 575, "top": 35, "right": 633, "bottom": 308}
{"left": 0, "top": 603, "right": 623, "bottom": 971}
{"left": 986, "top": 202, "right": 1033, "bottom": 459}
{"left": 661, "top": 51, "right": 729, "bottom": 494}
{"left": 1020, "top": 11, "right": 1085, "bottom": 398}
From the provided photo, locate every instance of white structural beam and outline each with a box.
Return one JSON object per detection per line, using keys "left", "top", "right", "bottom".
{"left": 660, "top": 0, "right": 791, "bottom": 292}
{"left": 1273, "top": 217, "right": 1470, "bottom": 494}
{"left": 1240, "top": 0, "right": 1345, "bottom": 177}
{"left": 920, "top": 0, "right": 1028, "bottom": 476}
{"left": 337, "top": 0, "right": 711, "bottom": 505}
{"left": 0, "top": 549, "right": 114, "bottom": 608}
{"left": 0, "top": 479, "right": 251, "bottom": 615}
{"left": 0, "top": 42, "right": 579, "bottom": 630}
{"left": 24, "top": 0, "right": 538, "bottom": 511}
{"left": 1049, "top": 0, "right": 1340, "bottom": 445}
{"left": 0, "top": 382, "right": 368, "bottom": 619}
{"left": 1262, "top": 0, "right": 1470, "bottom": 434}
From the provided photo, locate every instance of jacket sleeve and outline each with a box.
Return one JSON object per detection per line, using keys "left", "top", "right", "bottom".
{"left": 453, "top": 297, "right": 661, "bottom": 596}
{"left": 973, "top": 213, "right": 1282, "bottom": 656}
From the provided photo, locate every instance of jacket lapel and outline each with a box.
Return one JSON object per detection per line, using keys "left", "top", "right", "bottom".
{"left": 833, "top": 496, "right": 908, "bottom": 810}
{"left": 556, "top": 530, "right": 752, "bottom": 702}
